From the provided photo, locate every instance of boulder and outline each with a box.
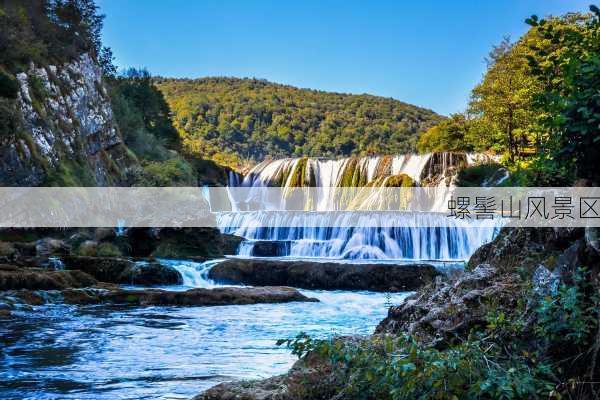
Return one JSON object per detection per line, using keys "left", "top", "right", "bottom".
{"left": 209, "top": 259, "right": 439, "bottom": 292}
{"left": 6, "top": 286, "right": 316, "bottom": 306}
{"left": 120, "top": 261, "right": 183, "bottom": 286}
{"left": 62, "top": 256, "right": 182, "bottom": 286}
{"left": 0, "top": 264, "right": 97, "bottom": 290}
{"left": 69, "top": 286, "right": 316, "bottom": 306}
{"left": 35, "top": 238, "right": 70, "bottom": 256}
{"left": 375, "top": 264, "right": 521, "bottom": 343}
{"left": 247, "top": 240, "right": 291, "bottom": 257}
{"left": 195, "top": 351, "right": 337, "bottom": 400}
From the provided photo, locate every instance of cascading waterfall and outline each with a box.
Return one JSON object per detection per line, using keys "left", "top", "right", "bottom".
{"left": 220, "top": 152, "right": 502, "bottom": 261}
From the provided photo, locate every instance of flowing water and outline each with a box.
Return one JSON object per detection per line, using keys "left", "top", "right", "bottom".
{"left": 221, "top": 152, "right": 502, "bottom": 260}
{"left": 0, "top": 259, "right": 411, "bottom": 400}
{"left": 1, "top": 153, "right": 502, "bottom": 399}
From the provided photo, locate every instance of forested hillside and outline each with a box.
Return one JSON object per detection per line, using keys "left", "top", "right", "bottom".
{"left": 155, "top": 77, "right": 443, "bottom": 168}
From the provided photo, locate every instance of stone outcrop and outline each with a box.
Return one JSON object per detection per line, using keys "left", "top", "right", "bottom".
{"left": 0, "top": 228, "right": 243, "bottom": 261}
{"left": 0, "top": 54, "right": 136, "bottom": 186}
{"left": 209, "top": 259, "right": 440, "bottom": 292}
{"left": 125, "top": 227, "right": 242, "bottom": 258}
{"left": 2, "top": 286, "right": 317, "bottom": 308}
{"left": 195, "top": 351, "right": 337, "bottom": 400}
{"left": 0, "top": 264, "right": 97, "bottom": 290}
{"left": 374, "top": 264, "right": 521, "bottom": 343}
{"left": 61, "top": 256, "right": 182, "bottom": 286}
{"left": 377, "top": 227, "right": 600, "bottom": 343}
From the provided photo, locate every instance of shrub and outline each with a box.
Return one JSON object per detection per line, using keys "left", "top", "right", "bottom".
{"left": 96, "top": 242, "right": 122, "bottom": 257}
{"left": 0, "top": 70, "right": 19, "bottom": 99}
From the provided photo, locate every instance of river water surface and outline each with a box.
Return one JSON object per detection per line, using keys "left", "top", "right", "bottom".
{"left": 0, "top": 259, "right": 410, "bottom": 400}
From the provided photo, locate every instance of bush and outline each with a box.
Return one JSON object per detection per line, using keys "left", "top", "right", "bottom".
{"left": 456, "top": 163, "right": 506, "bottom": 187}
{"left": 0, "top": 98, "right": 19, "bottom": 138}
{"left": 134, "top": 157, "right": 196, "bottom": 186}
{"left": 96, "top": 242, "right": 122, "bottom": 257}
{"left": 0, "top": 70, "right": 19, "bottom": 99}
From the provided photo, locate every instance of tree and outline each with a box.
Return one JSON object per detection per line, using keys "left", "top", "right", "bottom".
{"left": 417, "top": 113, "right": 473, "bottom": 153}
{"left": 525, "top": 7, "right": 600, "bottom": 183}
{"left": 468, "top": 37, "right": 541, "bottom": 162}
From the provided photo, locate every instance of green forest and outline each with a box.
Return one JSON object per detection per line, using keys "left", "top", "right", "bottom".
{"left": 155, "top": 77, "right": 443, "bottom": 169}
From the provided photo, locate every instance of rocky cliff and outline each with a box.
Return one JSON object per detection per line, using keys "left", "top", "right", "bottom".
{"left": 0, "top": 53, "right": 135, "bottom": 186}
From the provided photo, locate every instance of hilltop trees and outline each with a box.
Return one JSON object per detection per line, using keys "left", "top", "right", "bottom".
{"left": 155, "top": 77, "right": 443, "bottom": 169}
{"left": 0, "top": 0, "right": 106, "bottom": 71}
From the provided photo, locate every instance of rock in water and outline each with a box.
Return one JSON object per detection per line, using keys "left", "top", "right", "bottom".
{"left": 62, "top": 256, "right": 182, "bottom": 285}
{"left": 60, "top": 286, "right": 318, "bottom": 306}
{"left": 209, "top": 259, "right": 439, "bottom": 292}
{"left": 0, "top": 264, "right": 97, "bottom": 290}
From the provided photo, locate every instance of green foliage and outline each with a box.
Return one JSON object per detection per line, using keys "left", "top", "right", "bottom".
{"left": 27, "top": 75, "right": 48, "bottom": 103}
{"left": 0, "top": 69, "right": 19, "bottom": 98}
{"left": 0, "top": 97, "right": 19, "bottom": 138}
{"left": 535, "top": 268, "right": 598, "bottom": 346}
{"left": 108, "top": 69, "right": 179, "bottom": 162}
{"left": 468, "top": 36, "right": 542, "bottom": 162}
{"left": 417, "top": 114, "right": 477, "bottom": 153}
{"left": 525, "top": 8, "right": 600, "bottom": 183}
{"left": 134, "top": 158, "right": 196, "bottom": 187}
{"left": 456, "top": 163, "right": 506, "bottom": 187}
{"left": 0, "top": 0, "right": 105, "bottom": 72}
{"left": 96, "top": 242, "right": 122, "bottom": 257}
{"left": 155, "top": 77, "right": 443, "bottom": 169}
{"left": 280, "top": 269, "right": 599, "bottom": 399}
{"left": 44, "top": 158, "right": 96, "bottom": 186}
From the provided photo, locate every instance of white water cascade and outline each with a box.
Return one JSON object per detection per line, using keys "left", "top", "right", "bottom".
{"left": 219, "top": 152, "right": 502, "bottom": 261}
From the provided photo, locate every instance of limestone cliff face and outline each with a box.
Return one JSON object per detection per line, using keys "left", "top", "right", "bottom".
{"left": 0, "top": 54, "right": 135, "bottom": 186}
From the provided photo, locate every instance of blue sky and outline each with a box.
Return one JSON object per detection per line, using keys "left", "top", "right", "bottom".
{"left": 97, "top": 0, "right": 590, "bottom": 116}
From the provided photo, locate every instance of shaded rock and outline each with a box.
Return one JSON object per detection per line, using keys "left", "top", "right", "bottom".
{"left": 209, "top": 259, "right": 439, "bottom": 292}
{"left": 62, "top": 256, "right": 182, "bottom": 285}
{"left": 120, "top": 261, "right": 183, "bottom": 286}
{"left": 35, "top": 238, "right": 70, "bottom": 257}
{"left": 138, "top": 228, "right": 242, "bottom": 258}
{"left": 248, "top": 241, "right": 291, "bottom": 257}
{"left": 0, "top": 265, "right": 97, "bottom": 290}
{"left": 94, "top": 227, "right": 116, "bottom": 242}
{"left": 62, "top": 256, "right": 132, "bottom": 282}
{"left": 467, "top": 227, "right": 585, "bottom": 275}
{"left": 60, "top": 286, "right": 318, "bottom": 306}
{"left": 0, "top": 241, "right": 17, "bottom": 257}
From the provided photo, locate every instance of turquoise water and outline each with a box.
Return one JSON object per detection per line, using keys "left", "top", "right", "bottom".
{"left": 0, "top": 259, "right": 410, "bottom": 400}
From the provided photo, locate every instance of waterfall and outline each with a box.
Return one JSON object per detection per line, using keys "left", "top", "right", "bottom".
{"left": 219, "top": 152, "right": 501, "bottom": 261}
{"left": 159, "top": 259, "right": 225, "bottom": 288}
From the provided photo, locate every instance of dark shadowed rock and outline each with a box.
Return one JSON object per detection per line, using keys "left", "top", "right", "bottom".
{"left": 0, "top": 264, "right": 97, "bottom": 290}
{"left": 5, "top": 286, "right": 315, "bottom": 307}
{"left": 209, "top": 259, "right": 439, "bottom": 292}
{"left": 71, "top": 286, "right": 317, "bottom": 306}
{"left": 62, "top": 256, "right": 182, "bottom": 285}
